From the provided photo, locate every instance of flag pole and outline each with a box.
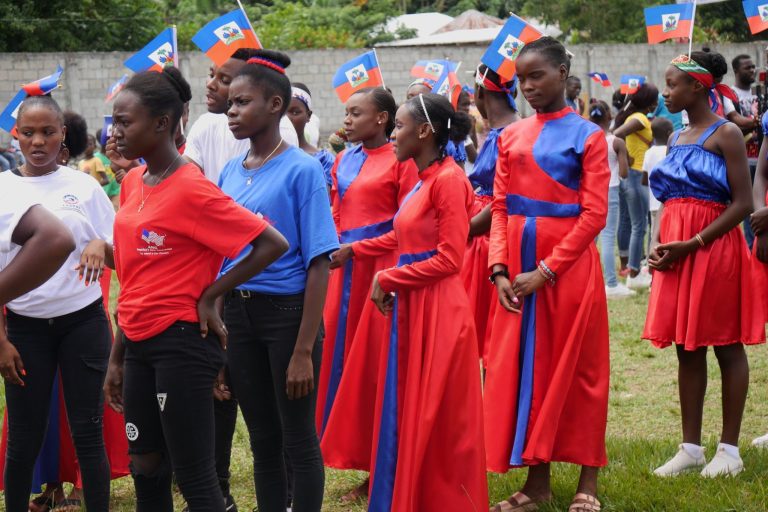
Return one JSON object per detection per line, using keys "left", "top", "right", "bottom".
{"left": 172, "top": 25, "right": 179, "bottom": 68}
{"left": 688, "top": 0, "right": 697, "bottom": 58}
{"left": 373, "top": 48, "right": 386, "bottom": 89}
{"left": 236, "top": 0, "right": 261, "bottom": 47}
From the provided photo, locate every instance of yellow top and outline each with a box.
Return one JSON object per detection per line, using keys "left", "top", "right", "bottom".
{"left": 625, "top": 112, "right": 651, "bottom": 171}
{"left": 78, "top": 157, "right": 107, "bottom": 181}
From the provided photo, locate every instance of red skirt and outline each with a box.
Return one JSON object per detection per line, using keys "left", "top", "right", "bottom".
{"left": 643, "top": 198, "right": 766, "bottom": 349}
{"left": 367, "top": 275, "right": 487, "bottom": 510}
{"left": 461, "top": 194, "right": 497, "bottom": 366}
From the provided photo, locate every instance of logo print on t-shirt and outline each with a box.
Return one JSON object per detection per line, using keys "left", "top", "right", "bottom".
{"left": 141, "top": 229, "right": 166, "bottom": 247}
{"left": 63, "top": 194, "right": 79, "bottom": 205}
{"left": 126, "top": 422, "right": 139, "bottom": 441}
{"left": 157, "top": 393, "right": 167, "bottom": 412}
{"left": 138, "top": 227, "right": 173, "bottom": 256}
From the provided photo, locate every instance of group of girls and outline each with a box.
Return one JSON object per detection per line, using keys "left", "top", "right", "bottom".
{"left": 2, "top": 34, "right": 768, "bottom": 512}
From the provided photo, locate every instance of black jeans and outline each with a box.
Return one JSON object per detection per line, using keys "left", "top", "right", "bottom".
{"left": 225, "top": 291, "right": 325, "bottom": 512}
{"left": 123, "top": 322, "right": 226, "bottom": 512}
{"left": 4, "top": 300, "right": 111, "bottom": 512}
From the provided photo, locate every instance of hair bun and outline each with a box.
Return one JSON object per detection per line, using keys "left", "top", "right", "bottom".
{"left": 162, "top": 67, "right": 192, "bottom": 103}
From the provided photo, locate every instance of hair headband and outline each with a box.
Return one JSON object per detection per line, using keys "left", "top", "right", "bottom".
{"left": 475, "top": 67, "right": 518, "bottom": 112}
{"left": 418, "top": 94, "right": 435, "bottom": 133}
{"left": 247, "top": 57, "right": 286, "bottom": 75}
{"left": 670, "top": 55, "right": 738, "bottom": 104}
{"left": 292, "top": 87, "right": 312, "bottom": 110}
{"left": 409, "top": 78, "right": 436, "bottom": 90}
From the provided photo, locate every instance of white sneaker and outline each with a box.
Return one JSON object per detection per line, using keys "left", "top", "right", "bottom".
{"left": 626, "top": 267, "right": 652, "bottom": 290}
{"left": 605, "top": 283, "right": 636, "bottom": 298}
{"left": 752, "top": 432, "right": 768, "bottom": 448}
{"left": 701, "top": 446, "right": 743, "bottom": 477}
{"left": 653, "top": 445, "right": 706, "bottom": 477}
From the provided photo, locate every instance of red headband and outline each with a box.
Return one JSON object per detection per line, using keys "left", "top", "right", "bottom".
{"left": 670, "top": 55, "right": 738, "bottom": 103}
{"left": 246, "top": 57, "right": 286, "bottom": 75}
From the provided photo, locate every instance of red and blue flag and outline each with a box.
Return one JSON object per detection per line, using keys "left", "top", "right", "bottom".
{"left": 588, "top": 72, "right": 612, "bottom": 88}
{"left": 125, "top": 27, "right": 177, "bottom": 73}
{"left": 481, "top": 14, "right": 542, "bottom": 81}
{"left": 644, "top": 3, "right": 694, "bottom": 44}
{"left": 411, "top": 60, "right": 456, "bottom": 81}
{"left": 432, "top": 69, "right": 462, "bottom": 108}
{"left": 192, "top": 9, "right": 261, "bottom": 66}
{"left": 0, "top": 89, "right": 27, "bottom": 133}
{"left": 22, "top": 66, "right": 63, "bottom": 96}
{"left": 620, "top": 74, "right": 646, "bottom": 95}
{"left": 332, "top": 51, "right": 384, "bottom": 103}
{"left": 743, "top": 0, "right": 768, "bottom": 34}
{"left": 105, "top": 75, "right": 128, "bottom": 102}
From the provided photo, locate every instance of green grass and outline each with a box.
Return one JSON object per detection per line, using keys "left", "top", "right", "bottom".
{"left": 5, "top": 289, "right": 768, "bottom": 511}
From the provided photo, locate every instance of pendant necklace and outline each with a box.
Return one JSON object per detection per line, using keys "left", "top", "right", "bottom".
{"left": 138, "top": 154, "right": 181, "bottom": 212}
{"left": 243, "top": 139, "right": 283, "bottom": 186}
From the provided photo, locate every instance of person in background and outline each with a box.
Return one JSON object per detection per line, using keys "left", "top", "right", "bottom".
{"left": 643, "top": 117, "right": 674, "bottom": 261}
{"left": 591, "top": 101, "right": 633, "bottom": 298}
{"left": 286, "top": 84, "right": 335, "bottom": 190}
{"left": 94, "top": 129, "right": 121, "bottom": 209}
{"left": 293, "top": 83, "right": 322, "bottom": 147}
{"left": 565, "top": 76, "right": 585, "bottom": 115}
{"left": 405, "top": 78, "right": 435, "bottom": 101}
{"left": 456, "top": 89, "right": 478, "bottom": 165}
{"left": 614, "top": 82, "right": 658, "bottom": 289}
{"left": 653, "top": 92, "right": 684, "bottom": 131}
{"left": 78, "top": 134, "right": 110, "bottom": 187}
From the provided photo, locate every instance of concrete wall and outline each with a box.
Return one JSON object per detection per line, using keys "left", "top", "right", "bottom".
{"left": 1, "top": 41, "right": 766, "bottom": 146}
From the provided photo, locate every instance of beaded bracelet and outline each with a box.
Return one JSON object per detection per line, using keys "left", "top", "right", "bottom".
{"left": 538, "top": 260, "right": 556, "bottom": 286}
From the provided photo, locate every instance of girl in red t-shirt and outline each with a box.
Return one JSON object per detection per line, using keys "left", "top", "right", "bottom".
{"left": 102, "top": 67, "right": 288, "bottom": 512}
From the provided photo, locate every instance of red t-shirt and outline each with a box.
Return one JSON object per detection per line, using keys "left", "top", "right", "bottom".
{"left": 114, "top": 163, "right": 268, "bottom": 341}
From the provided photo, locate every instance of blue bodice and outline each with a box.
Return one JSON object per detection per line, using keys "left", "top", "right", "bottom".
{"left": 468, "top": 127, "right": 503, "bottom": 196}
{"left": 445, "top": 139, "right": 467, "bottom": 163}
{"left": 649, "top": 119, "right": 731, "bottom": 205}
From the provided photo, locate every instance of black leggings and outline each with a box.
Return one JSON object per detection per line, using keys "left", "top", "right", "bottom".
{"left": 123, "top": 322, "right": 225, "bottom": 512}
{"left": 225, "top": 291, "right": 324, "bottom": 512}
{"left": 3, "top": 300, "right": 111, "bottom": 512}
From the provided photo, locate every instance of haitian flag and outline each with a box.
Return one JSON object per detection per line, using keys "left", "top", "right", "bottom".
{"left": 743, "top": 0, "right": 768, "bottom": 34}
{"left": 0, "top": 89, "right": 27, "bottom": 133}
{"left": 644, "top": 3, "right": 694, "bottom": 44}
{"left": 100, "top": 116, "right": 114, "bottom": 147}
{"left": 192, "top": 9, "right": 262, "bottom": 66}
{"left": 411, "top": 60, "right": 456, "bottom": 81}
{"left": 481, "top": 14, "right": 542, "bottom": 81}
{"left": 22, "top": 66, "right": 63, "bottom": 96}
{"left": 432, "top": 69, "right": 462, "bottom": 108}
{"left": 332, "top": 51, "right": 384, "bottom": 103}
{"left": 124, "top": 27, "right": 177, "bottom": 73}
{"left": 588, "top": 72, "right": 612, "bottom": 88}
{"left": 620, "top": 74, "right": 646, "bottom": 95}
{"left": 105, "top": 75, "right": 128, "bottom": 102}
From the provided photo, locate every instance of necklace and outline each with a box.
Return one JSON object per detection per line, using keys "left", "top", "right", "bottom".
{"left": 243, "top": 139, "right": 283, "bottom": 186}
{"left": 138, "top": 154, "right": 181, "bottom": 212}
{"left": 20, "top": 165, "right": 59, "bottom": 178}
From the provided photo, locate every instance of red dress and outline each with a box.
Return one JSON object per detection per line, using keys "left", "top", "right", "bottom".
{"left": 316, "top": 143, "right": 418, "bottom": 457}
{"left": 0, "top": 269, "right": 129, "bottom": 491}
{"left": 485, "top": 107, "right": 611, "bottom": 471}
{"left": 360, "top": 158, "right": 487, "bottom": 511}
{"left": 644, "top": 119, "right": 765, "bottom": 348}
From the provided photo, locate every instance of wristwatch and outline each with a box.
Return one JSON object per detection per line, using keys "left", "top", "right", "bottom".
{"left": 489, "top": 268, "right": 509, "bottom": 284}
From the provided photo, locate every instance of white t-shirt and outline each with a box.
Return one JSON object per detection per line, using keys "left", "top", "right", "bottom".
{"left": 643, "top": 145, "right": 667, "bottom": 212}
{"left": 184, "top": 112, "right": 299, "bottom": 184}
{"left": 305, "top": 114, "right": 321, "bottom": 147}
{"left": 0, "top": 167, "right": 115, "bottom": 317}
{"left": 0, "top": 188, "right": 39, "bottom": 253}
{"left": 606, "top": 133, "right": 620, "bottom": 187}
{"left": 733, "top": 85, "right": 756, "bottom": 117}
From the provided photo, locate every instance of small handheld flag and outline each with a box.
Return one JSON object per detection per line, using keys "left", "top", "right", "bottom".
{"left": 100, "top": 116, "right": 114, "bottom": 146}
{"left": 0, "top": 90, "right": 27, "bottom": 133}
{"left": 743, "top": 0, "right": 768, "bottom": 34}
{"left": 105, "top": 75, "right": 128, "bottom": 102}
{"left": 588, "top": 72, "right": 612, "bottom": 88}
{"left": 481, "top": 14, "right": 542, "bottom": 81}
{"left": 411, "top": 60, "right": 456, "bottom": 81}
{"left": 332, "top": 50, "right": 384, "bottom": 103}
{"left": 644, "top": 3, "right": 695, "bottom": 44}
{"left": 432, "top": 69, "right": 462, "bottom": 109}
{"left": 22, "top": 66, "right": 63, "bottom": 96}
{"left": 125, "top": 27, "right": 177, "bottom": 73}
{"left": 192, "top": 9, "right": 262, "bottom": 66}
{"left": 620, "top": 74, "right": 646, "bottom": 95}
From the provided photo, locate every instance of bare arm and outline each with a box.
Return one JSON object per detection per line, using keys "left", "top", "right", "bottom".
{"left": 613, "top": 137, "right": 630, "bottom": 179}
{"left": 468, "top": 204, "right": 492, "bottom": 237}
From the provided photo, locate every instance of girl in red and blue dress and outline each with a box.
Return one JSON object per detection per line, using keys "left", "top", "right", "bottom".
{"left": 360, "top": 92, "right": 486, "bottom": 511}
{"left": 484, "top": 37, "right": 610, "bottom": 512}
{"left": 317, "top": 88, "right": 418, "bottom": 494}
{"left": 461, "top": 64, "right": 518, "bottom": 366}
{"left": 644, "top": 52, "right": 764, "bottom": 479}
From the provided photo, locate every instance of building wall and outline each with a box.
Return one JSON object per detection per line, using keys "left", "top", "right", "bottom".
{"left": 1, "top": 41, "right": 765, "bottom": 147}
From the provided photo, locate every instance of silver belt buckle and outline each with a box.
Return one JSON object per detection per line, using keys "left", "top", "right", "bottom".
{"left": 239, "top": 290, "right": 252, "bottom": 299}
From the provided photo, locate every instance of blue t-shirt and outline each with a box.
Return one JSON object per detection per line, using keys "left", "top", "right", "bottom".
{"left": 218, "top": 146, "right": 339, "bottom": 294}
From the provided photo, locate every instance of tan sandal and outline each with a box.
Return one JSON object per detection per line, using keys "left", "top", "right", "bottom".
{"left": 568, "top": 493, "right": 601, "bottom": 512}
{"left": 491, "top": 491, "right": 541, "bottom": 512}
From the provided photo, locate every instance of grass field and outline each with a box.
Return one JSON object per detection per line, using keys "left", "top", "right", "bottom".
{"left": 5, "top": 289, "right": 768, "bottom": 511}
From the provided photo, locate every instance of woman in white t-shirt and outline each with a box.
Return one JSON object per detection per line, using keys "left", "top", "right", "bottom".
{"left": 0, "top": 95, "right": 114, "bottom": 512}
{"left": 590, "top": 101, "right": 633, "bottom": 297}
